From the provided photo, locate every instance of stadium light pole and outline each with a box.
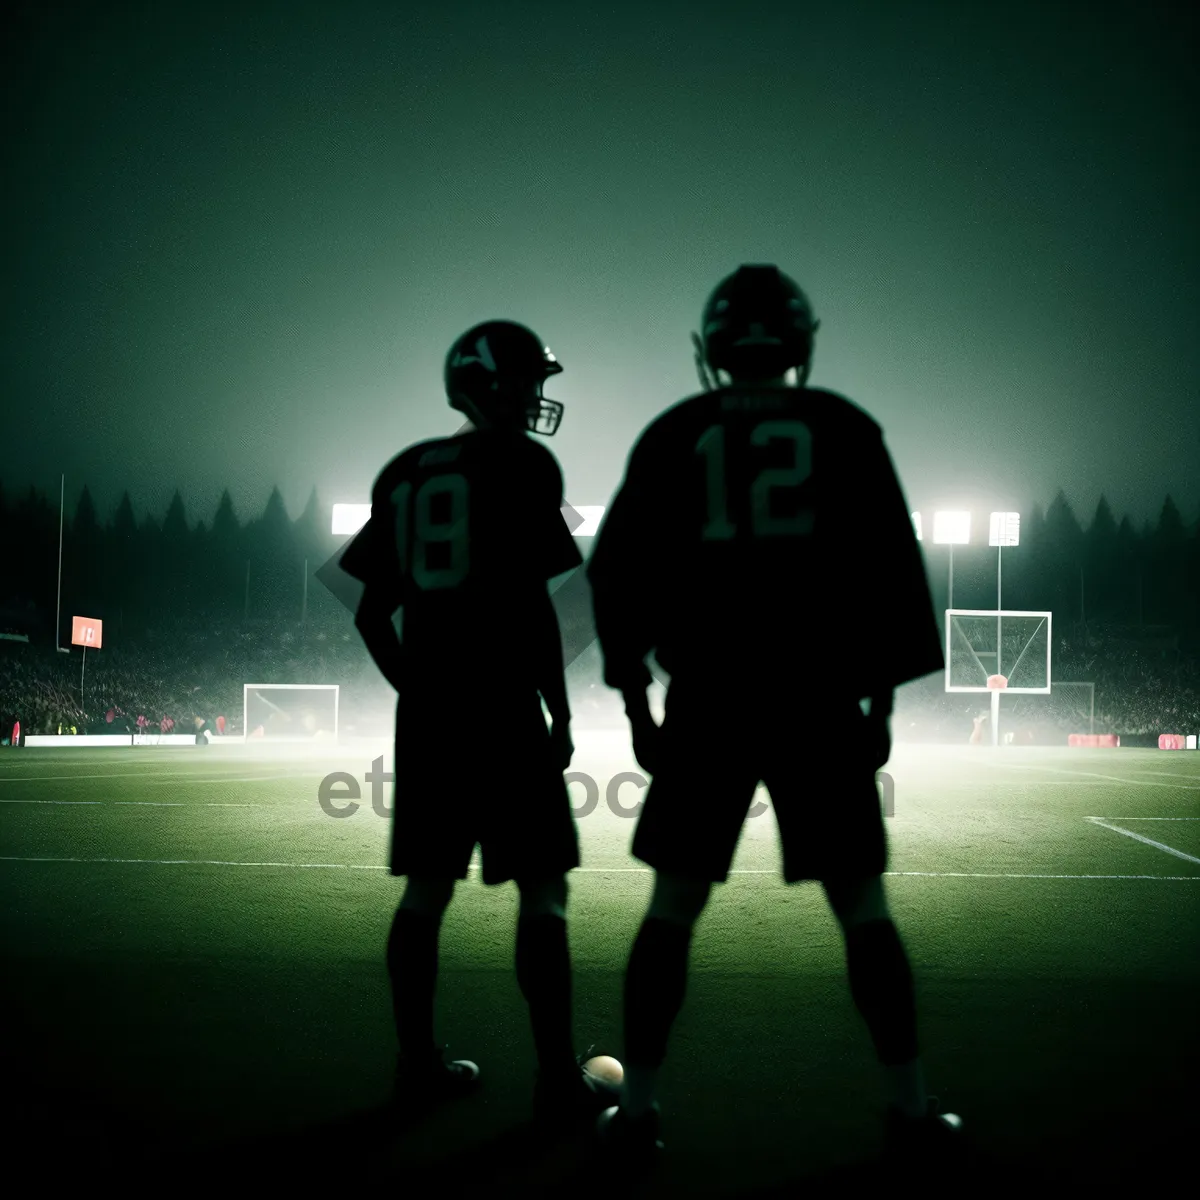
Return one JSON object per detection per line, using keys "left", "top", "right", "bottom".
{"left": 988, "top": 512, "right": 1021, "bottom": 748}
{"left": 988, "top": 511, "right": 1021, "bottom": 649}
{"left": 932, "top": 510, "right": 971, "bottom": 610}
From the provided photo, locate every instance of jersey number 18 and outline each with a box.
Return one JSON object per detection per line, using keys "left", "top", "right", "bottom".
{"left": 390, "top": 474, "right": 470, "bottom": 590}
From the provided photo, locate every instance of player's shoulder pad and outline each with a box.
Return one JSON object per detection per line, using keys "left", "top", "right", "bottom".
{"left": 370, "top": 438, "right": 452, "bottom": 502}
{"left": 515, "top": 430, "right": 567, "bottom": 484}
{"left": 628, "top": 391, "right": 712, "bottom": 447}
{"left": 801, "top": 387, "right": 883, "bottom": 436}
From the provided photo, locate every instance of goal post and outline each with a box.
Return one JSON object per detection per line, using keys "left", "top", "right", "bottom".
{"left": 243, "top": 684, "right": 339, "bottom": 743}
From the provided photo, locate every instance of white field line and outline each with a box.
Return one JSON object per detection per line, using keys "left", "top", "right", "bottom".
{"left": 1086, "top": 817, "right": 1200, "bottom": 865}
{"left": 984, "top": 763, "right": 1200, "bottom": 790}
{"left": 0, "top": 856, "right": 1197, "bottom": 881}
{"left": 0, "top": 800, "right": 101, "bottom": 806}
{"left": 0, "top": 798, "right": 265, "bottom": 807}
{"left": 0, "top": 772, "right": 312, "bottom": 785}
{"left": 1122, "top": 770, "right": 1200, "bottom": 780}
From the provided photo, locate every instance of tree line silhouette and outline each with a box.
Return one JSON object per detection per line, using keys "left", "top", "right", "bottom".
{"left": 0, "top": 482, "right": 344, "bottom": 638}
{"left": 0, "top": 481, "right": 1196, "bottom": 647}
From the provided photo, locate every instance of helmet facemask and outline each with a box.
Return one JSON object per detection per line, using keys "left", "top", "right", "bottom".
{"left": 454, "top": 374, "right": 563, "bottom": 436}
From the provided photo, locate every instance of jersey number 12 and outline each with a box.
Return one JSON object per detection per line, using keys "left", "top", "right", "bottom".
{"left": 390, "top": 474, "right": 470, "bottom": 589}
{"left": 695, "top": 419, "right": 814, "bottom": 539}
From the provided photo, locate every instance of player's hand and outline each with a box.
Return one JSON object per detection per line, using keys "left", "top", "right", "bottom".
{"left": 550, "top": 722, "right": 574, "bottom": 772}
{"left": 629, "top": 713, "right": 662, "bottom": 776}
{"left": 865, "top": 713, "right": 891, "bottom": 771}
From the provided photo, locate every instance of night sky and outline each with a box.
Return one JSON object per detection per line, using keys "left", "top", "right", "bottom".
{"left": 4, "top": 0, "right": 1197, "bottom": 531}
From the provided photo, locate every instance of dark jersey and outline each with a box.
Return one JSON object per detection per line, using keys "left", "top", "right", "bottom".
{"left": 340, "top": 428, "right": 581, "bottom": 688}
{"left": 587, "top": 386, "right": 942, "bottom": 699}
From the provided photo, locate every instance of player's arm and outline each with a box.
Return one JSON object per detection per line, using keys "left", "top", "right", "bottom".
{"left": 530, "top": 586, "right": 571, "bottom": 727}
{"left": 524, "top": 443, "right": 583, "bottom": 769}
{"left": 353, "top": 589, "right": 406, "bottom": 693}
{"left": 588, "top": 438, "right": 661, "bottom": 772}
{"left": 587, "top": 438, "right": 657, "bottom": 702}
{"left": 341, "top": 473, "right": 408, "bottom": 693}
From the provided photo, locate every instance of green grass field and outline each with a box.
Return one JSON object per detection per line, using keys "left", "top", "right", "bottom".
{"left": 1, "top": 737, "right": 1198, "bottom": 1193}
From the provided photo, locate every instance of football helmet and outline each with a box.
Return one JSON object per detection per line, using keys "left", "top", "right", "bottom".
{"left": 693, "top": 265, "right": 819, "bottom": 389}
{"left": 445, "top": 320, "right": 565, "bottom": 435}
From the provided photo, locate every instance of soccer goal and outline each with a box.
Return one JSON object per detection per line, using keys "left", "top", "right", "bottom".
{"left": 243, "top": 684, "right": 339, "bottom": 743}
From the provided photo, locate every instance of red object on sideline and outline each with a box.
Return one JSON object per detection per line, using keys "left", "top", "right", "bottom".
{"left": 1158, "top": 734, "right": 1185, "bottom": 750}
{"left": 1068, "top": 733, "right": 1119, "bottom": 748}
{"left": 216, "top": 715, "right": 226, "bottom": 735}
{"left": 71, "top": 616, "right": 103, "bottom": 649}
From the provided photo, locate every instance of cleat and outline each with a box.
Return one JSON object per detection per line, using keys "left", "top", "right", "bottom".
{"left": 393, "top": 1049, "right": 481, "bottom": 1114}
{"left": 883, "top": 1096, "right": 964, "bottom": 1161}
{"left": 533, "top": 1052, "right": 623, "bottom": 1127}
{"left": 595, "top": 1103, "right": 663, "bottom": 1170}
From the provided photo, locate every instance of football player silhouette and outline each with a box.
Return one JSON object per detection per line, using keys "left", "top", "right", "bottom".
{"left": 341, "top": 320, "right": 618, "bottom": 1126}
{"left": 589, "top": 266, "right": 961, "bottom": 1165}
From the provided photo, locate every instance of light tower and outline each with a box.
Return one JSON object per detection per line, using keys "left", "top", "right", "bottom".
{"left": 932, "top": 510, "right": 971, "bottom": 609}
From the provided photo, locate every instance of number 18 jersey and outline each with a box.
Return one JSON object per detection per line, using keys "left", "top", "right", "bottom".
{"left": 340, "top": 428, "right": 581, "bottom": 687}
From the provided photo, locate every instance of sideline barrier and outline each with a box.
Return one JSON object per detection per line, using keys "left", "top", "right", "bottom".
{"left": 1158, "top": 734, "right": 1187, "bottom": 750}
{"left": 1067, "top": 733, "right": 1120, "bottom": 748}
{"left": 23, "top": 734, "right": 243, "bottom": 748}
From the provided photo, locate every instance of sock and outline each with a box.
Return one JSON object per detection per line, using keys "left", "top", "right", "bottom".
{"left": 387, "top": 908, "right": 441, "bottom": 1065}
{"left": 515, "top": 913, "right": 576, "bottom": 1079}
{"left": 885, "top": 1058, "right": 929, "bottom": 1119}
{"left": 843, "top": 918, "right": 923, "bottom": 1109}
{"left": 621, "top": 1064, "right": 660, "bottom": 1120}
{"left": 623, "top": 916, "right": 693, "bottom": 1115}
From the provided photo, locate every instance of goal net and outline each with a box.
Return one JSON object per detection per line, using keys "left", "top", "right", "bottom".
{"left": 243, "top": 684, "right": 339, "bottom": 742}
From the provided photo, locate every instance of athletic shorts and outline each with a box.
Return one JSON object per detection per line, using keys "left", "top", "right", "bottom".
{"left": 631, "top": 680, "right": 887, "bottom": 884}
{"left": 390, "top": 688, "right": 580, "bottom": 885}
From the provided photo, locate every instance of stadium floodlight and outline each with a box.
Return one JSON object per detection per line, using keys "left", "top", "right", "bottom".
{"left": 933, "top": 511, "right": 971, "bottom": 545}
{"left": 988, "top": 512, "right": 1020, "bottom": 548}
{"left": 911, "top": 512, "right": 923, "bottom": 541}
{"left": 332, "top": 504, "right": 371, "bottom": 536}
{"left": 932, "top": 510, "right": 971, "bottom": 609}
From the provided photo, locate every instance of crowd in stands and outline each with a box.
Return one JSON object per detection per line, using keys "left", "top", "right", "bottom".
{"left": 0, "top": 617, "right": 1196, "bottom": 746}
{"left": 0, "top": 617, "right": 396, "bottom": 741}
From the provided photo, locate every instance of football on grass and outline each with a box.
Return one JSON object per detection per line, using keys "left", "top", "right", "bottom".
{"left": 582, "top": 1055, "right": 624, "bottom": 1087}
